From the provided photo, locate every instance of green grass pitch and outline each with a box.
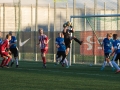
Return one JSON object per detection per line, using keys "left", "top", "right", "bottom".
{"left": 0, "top": 61, "right": 120, "bottom": 90}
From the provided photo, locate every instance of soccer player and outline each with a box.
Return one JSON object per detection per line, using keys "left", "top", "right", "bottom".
{"left": 0, "top": 34, "right": 12, "bottom": 67}
{"left": 60, "top": 21, "right": 83, "bottom": 63}
{"left": 55, "top": 32, "right": 69, "bottom": 68}
{"left": 100, "top": 33, "right": 114, "bottom": 71}
{"left": 37, "top": 28, "right": 50, "bottom": 68}
{"left": 111, "top": 34, "right": 120, "bottom": 73}
{"left": 9, "top": 31, "right": 19, "bottom": 68}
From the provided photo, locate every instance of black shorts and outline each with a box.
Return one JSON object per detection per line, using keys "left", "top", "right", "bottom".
{"left": 56, "top": 51, "right": 66, "bottom": 58}
{"left": 112, "top": 53, "right": 120, "bottom": 61}
{"left": 10, "top": 47, "right": 18, "bottom": 57}
{"left": 64, "top": 38, "right": 71, "bottom": 48}
{"left": 104, "top": 53, "right": 110, "bottom": 58}
{"left": 65, "top": 44, "right": 71, "bottom": 48}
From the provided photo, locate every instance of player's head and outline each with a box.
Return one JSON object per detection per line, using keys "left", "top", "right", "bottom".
{"left": 113, "top": 34, "right": 118, "bottom": 40}
{"left": 6, "top": 34, "right": 11, "bottom": 40}
{"left": 58, "top": 32, "right": 62, "bottom": 37}
{"left": 38, "top": 28, "right": 43, "bottom": 35}
{"left": 107, "top": 33, "right": 112, "bottom": 39}
{"left": 9, "top": 31, "right": 13, "bottom": 36}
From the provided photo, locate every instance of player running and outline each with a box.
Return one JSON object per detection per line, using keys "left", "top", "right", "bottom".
{"left": 100, "top": 33, "right": 115, "bottom": 71}
{"left": 37, "top": 28, "right": 50, "bottom": 68}
{"left": 0, "top": 34, "right": 12, "bottom": 68}
{"left": 110, "top": 34, "right": 120, "bottom": 73}
{"left": 55, "top": 32, "right": 69, "bottom": 68}
{"left": 9, "top": 31, "right": 19, "bottom": 68}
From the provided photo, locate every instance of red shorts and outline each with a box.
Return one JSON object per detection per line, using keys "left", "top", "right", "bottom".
{"left": 0, "top": 52, "right": 9, "bottom": 57}
{"left": 41, "top": 48, "right": 48, "bottom": 54}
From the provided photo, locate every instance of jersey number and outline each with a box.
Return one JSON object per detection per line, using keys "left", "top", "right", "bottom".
{"left": 117, "top": 43, "right": 120, "bottom": 49}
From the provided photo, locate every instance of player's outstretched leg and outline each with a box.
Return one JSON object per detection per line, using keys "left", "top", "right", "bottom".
{"left": 108, "top": 61, "right": 115, "bottom": 71}
{"left": 74, "top": 38, "right": 83, "bottom": 45}
{"left": 63, "top": 58, "right": 69, "bottom": 68}
{"left": 4, "top": 57, "right": 11, "bottom": 67}
{"left": 100, "top": 61, "right": 107, "bottom": 71}
{"left": 10, "top": 59, "right": 14, "bottom": 67}
{"left": 42, "top": 57, "right": 46, "bottom": 68}
{"left": 0, "top": 58, "right": 7, "bottom": 67}
{"left": 60, "top": 54, "right": 66, "bottom": 67}
{"left": 111, "top": 61, "right": 120, "bottom": 73}
{"left": 15, "top": 58, "right": 19, "bottom": 68}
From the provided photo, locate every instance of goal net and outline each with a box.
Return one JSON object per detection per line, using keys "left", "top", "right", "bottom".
{"left": 69, "top": 14, "right": 120, "bottom": 66}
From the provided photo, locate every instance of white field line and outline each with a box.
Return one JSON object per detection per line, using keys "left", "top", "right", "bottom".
{"left": 16, "top": 68, "right": 119, "bottom": 78}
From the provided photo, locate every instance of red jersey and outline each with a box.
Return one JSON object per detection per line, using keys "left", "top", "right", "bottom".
{"left": 39, "top": 34, "right": 48, "bottom": 49}
{"left": 0, "top": 39, "right": 9, "bottom": 52}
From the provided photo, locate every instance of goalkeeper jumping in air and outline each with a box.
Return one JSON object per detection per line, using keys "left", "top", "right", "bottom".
{"left": 60, "top": 21, "right": 83, "bottom": 63}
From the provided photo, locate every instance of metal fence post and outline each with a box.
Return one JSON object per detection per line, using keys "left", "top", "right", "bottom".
{"left": 72, "top": 0, "right": 76, "bottom": 64}
{"left": 117, "top": 0, "right": 120, "bottom": 31}
{"left": 117, "top": 0, "right": 120, "bottom": 65}
{"left": 18, "top": 0, "right": 21, "bottom": 60}
{"left": 66, "top": 3, "right": 68, "bottom": 21}
{"left": 14, "top": 4, "right": 17, "bottom": 32}
{"left": 3, "top": 3, "right": 5, "bottom": 37}
{"left": 94, "top": 0, "right": 97, "bottom": 65}
{"left": 84, "top": 3, "right": 86, "bottom": 31}
{"left": 48, "top": 3, "right": 50, "bottom": 39}
{"left": 104, "top": 2, "right": 106, "bottom": 30}
{"left": 54, "top": 0, "right": 56, "bottom": 62}
{"left": 31, "top": 4, "right": 33, "bottom": 48}
{"left": 35, "top": 0, "right": 38, "bottom": 61}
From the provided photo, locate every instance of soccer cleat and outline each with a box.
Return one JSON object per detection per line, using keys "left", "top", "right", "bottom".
{"left": 43, "top": 64, "right": 46, "bottom": 68}
{"left": 4, "top": 65, "right": 9, "bottom": 68}
{"left": 43, "top": 66, "right": 46, "bottom": 68}
{"left": 79, "top": 41, "right": 83, "bottom": 45}
{"left": 54, "top": 63, "right": 58, "bottom": 66}
{"left": 66, "top": 66, "right": 69, "bottom": 68}
{"left": 16, "top": 65, "right": 19, "bottom": 68}
{"left": 100, "top": 67, "right": 104, "bottom": 71}
{"left": 112, "top": 67, "right": 115, "bottom": 71}
{"left": 62, "top": 63, "right": 65, "bottom": 67}
{"left": 10, "top": 62, "right": 14, "bottom": 67}
{"left": 115, "top": 70, "right": 120, "bottom": 74}
{"left": 60, "top": 61, "right": 64, "bottom": 67}
{"left": 60, "top": 61, "right": 62, "bottom": 64}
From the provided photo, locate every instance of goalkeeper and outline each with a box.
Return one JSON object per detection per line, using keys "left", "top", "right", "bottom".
{"left": 62, "top": 21, "right": 83, "bottom": 56}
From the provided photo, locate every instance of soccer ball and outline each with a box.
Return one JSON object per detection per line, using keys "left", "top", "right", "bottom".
{"left": 66, "top": 21, "right": 72, "bottom": 26}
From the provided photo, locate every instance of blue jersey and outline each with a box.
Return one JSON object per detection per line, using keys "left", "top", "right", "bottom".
{"left": 103, "top": 38, "right": 113, "bottom": 53}
{"left": 10, "top": 36, "right": 17, "bottom": 48}
{"left": 0, "top": 38, "right": 3, "bottom": 45}
{"left": 113, "top": 39, "right": 120, "bottom": 54}
{"left": 55, "top": 37, "right": 66, "bottom": 51}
